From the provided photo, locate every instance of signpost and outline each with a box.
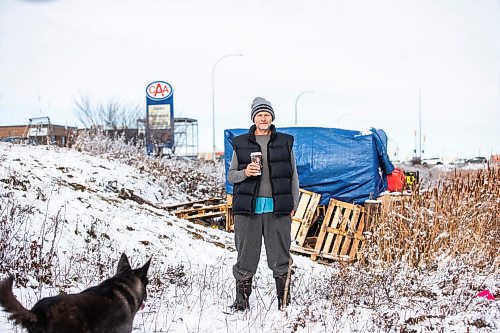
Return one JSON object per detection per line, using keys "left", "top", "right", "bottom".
{"left": 145, "top": 81, "right": 174, "bottom": 156}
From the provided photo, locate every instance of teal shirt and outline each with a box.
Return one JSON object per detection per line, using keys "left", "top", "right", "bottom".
{"left": 254, "top": 197, "right": 274, "bottom": 214}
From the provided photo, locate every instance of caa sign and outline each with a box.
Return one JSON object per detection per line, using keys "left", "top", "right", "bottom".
{"left": 146, "top": 81, "right": 173, "bottom": 101}
{"left": 145, "top": 80, "right": 174, "bottom": 154}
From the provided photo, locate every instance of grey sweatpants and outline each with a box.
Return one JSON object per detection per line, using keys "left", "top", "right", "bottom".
{"left": 232, "top": 213, "right": 292, "bottom": 281}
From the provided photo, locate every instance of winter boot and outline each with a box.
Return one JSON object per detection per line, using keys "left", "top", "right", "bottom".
{"left": 229, "top": 278, "right": 252, "bottom": 312}
{"left": 275, "top": 274, "right": 291, "bottom": 310}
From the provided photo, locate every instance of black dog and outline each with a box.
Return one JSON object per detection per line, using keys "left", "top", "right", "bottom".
{"left": 0, "top": 253, "right": 151, "bottom": 333}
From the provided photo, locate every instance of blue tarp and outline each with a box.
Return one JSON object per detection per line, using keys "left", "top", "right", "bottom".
{"left": 224, "top": 127, "right": 394, "bottom": 205}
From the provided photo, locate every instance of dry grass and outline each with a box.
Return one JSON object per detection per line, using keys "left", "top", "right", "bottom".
{"left": 364, "top": 166, "right": 500, "bottom": 268}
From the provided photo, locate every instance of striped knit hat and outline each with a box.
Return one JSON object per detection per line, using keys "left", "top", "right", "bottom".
{"left": 251, "top": 97, "right": 275, "bottom": 122}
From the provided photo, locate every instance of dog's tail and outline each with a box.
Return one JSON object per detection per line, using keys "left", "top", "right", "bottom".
{"left": 0, "top": 276, "right": 37, "bottom": 328}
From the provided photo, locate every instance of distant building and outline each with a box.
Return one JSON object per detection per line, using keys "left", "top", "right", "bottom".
{"left": 1, "top": 116, "right": 200, "bottom": 155}
{"left": 0, "top": 119, "right": 77, "bottom": 147}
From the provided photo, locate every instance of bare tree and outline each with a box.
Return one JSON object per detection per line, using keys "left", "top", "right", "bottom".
{"left": 119, "top": 104, "right": 142, "bottom": 129}
{"left": 75, "top": 94, "right": 100, "bottom": 129}
{"left": 74, "top": 94, "right": 143, "bottom": 130}
{"left": 101, "top": 99, "right": 119, "bottom": 130}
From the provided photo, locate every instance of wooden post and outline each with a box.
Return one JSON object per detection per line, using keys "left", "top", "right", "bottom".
{"left": 363, "top": 199, "right": 381, "bottom": 232}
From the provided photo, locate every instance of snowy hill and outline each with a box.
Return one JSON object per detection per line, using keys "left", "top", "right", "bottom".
{"left": 0, "top": 143, "right": 498, "bottom": 332}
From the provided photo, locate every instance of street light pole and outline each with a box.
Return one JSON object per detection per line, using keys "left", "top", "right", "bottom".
{"left": 418, "top": 89, "right": 422, "bottom": 161}
{"left": 294, "top": 90, "right": 314, "bottom": 125}
{"left": 337, "top": 113, "right": 352, "bottom": 126}
{"left": 212, "top": 53, "right": 243, "bottom": 161}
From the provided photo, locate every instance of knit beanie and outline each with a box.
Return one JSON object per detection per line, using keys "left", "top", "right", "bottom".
{"left": 251, "top": 97, "right": 275, "bottom": 122}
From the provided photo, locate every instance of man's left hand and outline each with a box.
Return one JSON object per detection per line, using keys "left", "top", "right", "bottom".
{"left": 290, "top": 210, "right": 295, "bottom": 217}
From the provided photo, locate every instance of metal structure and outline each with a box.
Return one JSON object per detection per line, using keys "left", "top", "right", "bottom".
{"left": 25, "top": 116, "right": 54, "bottom": 145}
{"left": 174, "top": 117, "right": 198, "bottom": 157}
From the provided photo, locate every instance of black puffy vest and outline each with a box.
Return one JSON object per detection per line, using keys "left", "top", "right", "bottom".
{"left": 232, "top": 125, "right": 294, "bottom": 215}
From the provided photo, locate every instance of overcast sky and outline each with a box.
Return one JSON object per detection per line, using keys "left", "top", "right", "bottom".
{"left": 0, "top": 0, "right": 498, "bottom": 159}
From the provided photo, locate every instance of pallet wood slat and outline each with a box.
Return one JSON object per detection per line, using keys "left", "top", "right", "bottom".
{"left": 177, "top": 212, "right": 225, "bottom": 220}
{"left": 174, "top": 204, "right": 227, "bottom": 220}
{"left": 225, "top": 194, "right": 234, "bottom": 231}
{"left": 291, "top": 189, "right": 321, "bottom": 247}
{"left": 340, "top": 209, "right": 360, "bottom": 256}
{"left": 225, "top": 207, "right": 234, "bottom": 232}
{"left": 330, "top": 206, "right": 350, "bottom": 258}
{"left": 310, "top": 202, "right": 335, "bottom": 261}
{"left": 323, "top": 227, "right": 363, "bottom": 240}
{"left": 290, "top": 244, "right": 316, "bottom": 256}
{"left": 174, "top": 204, "right": 227, "bottom": 213}
{"left": 348, "top": 211, "right": 365, "bottom": 258}
{"left": 321, "top": 204, "right": 342, "bottom": 258}
{"left": 291, "top": 193, "right": 310, "bottom": 238}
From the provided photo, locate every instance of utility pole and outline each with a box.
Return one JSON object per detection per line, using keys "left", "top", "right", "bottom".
{"left": 418, "top": 89, "right": 422, "bottom": 160}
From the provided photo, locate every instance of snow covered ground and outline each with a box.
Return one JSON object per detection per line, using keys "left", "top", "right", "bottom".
{"left": 0, "top": 143, "right": 498, "bottom": 332}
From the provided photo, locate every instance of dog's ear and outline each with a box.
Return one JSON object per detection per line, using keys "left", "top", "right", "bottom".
{"left": 117, "top": 253, "right": 131, "bottom": 274}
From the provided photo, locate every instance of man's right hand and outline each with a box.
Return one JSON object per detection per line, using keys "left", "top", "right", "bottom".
{"left": 244, "top": 162, "right": 261, "bottom": 177}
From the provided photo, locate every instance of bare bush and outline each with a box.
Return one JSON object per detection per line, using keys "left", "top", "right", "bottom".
{"left": 0, "top": 194, "right": 58, "bottom": 286}
{"left": 72, "top": 132, "right": 225, "bottom": 200}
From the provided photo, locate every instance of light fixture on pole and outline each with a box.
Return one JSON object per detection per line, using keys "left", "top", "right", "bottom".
{"left": 212, "top": 53, "right": 243, "bottom": 161}
{"left": 294, "top": 90, "right": 314, "bottom": 125}
{"left": 336, "top": 113, "right": 352, "bottom": 126}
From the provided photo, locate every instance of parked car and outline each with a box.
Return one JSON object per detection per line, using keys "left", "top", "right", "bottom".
{"left": 467, "top": 156, "right": 487, "bottom": 164}
{"left": 451, "top": 158, "right": 467, "bottom": 166}
{"left": 421, "top": 157, "right": 443, "bottom": 165}
{"left": 0, "top": 136, "right": 38, "bottom": 145}
{"left": 0, "top": 136, "right": 24, "bottom": 144}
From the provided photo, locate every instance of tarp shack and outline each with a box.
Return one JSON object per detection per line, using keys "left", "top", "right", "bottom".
{"left": 224, "top": 127, "right": 394, "bottom": 205}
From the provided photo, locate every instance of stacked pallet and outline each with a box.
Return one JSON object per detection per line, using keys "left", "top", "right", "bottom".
{"left": 168, "top": 198, "right": 227, "bottom": 228}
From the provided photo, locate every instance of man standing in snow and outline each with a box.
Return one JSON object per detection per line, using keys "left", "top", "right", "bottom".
{"left": 227, "top": 97, "right": 299, "bottom": 311}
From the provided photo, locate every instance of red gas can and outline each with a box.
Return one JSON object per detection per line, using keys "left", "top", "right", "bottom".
{"left": 387, "top": 168, "right": 405, "bottom": 192}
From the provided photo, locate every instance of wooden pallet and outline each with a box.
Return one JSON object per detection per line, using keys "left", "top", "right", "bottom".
{"left": 165, "top": 197, "right": 223, "bottom": 211}
{"left": 291, "top": 189, "right": 321, "bottom": 247}
{"left": 225, "top": 195, "right": 234, "bottom": 231}
{"left": 173, "top": 204, "right": 227, "bottom": 220}
{"left": 311, "top": 199, "right": 365, "bottom": 262}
